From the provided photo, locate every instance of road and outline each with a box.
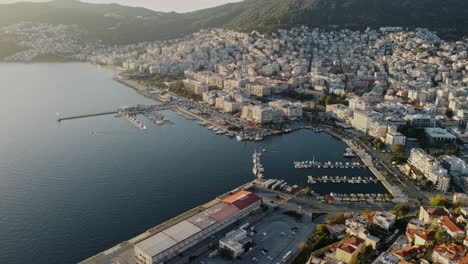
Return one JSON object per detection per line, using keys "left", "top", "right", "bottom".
{"left": 323, "top": 125, "right": 434, "bottom": 205}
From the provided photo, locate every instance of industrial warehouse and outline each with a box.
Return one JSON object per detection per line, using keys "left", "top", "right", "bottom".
{"left": 135, "top": 190, "right": 262, "bottom": 264}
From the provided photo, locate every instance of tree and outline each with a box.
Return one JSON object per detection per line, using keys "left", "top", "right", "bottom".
{"left": 446, "top": 108, "right": 454, "bottom": 118}
{"left": 430, "top": 195, "right": 450, "bottom": 207}
{"left": 391, "top": 144, "right": 405, "bottom": 154}
{"left": 446, "top": 148, "right": 460, "bottom": 156}
{"left": 298, "top": 242, "right": 308, "bottom": 251}
{"left": 372, "top": 139, "right": 384, "bottom": 150}
{"left": 391, "top": 154, "right": 408, "bottom": 164}
{"left": 434, "top": 228, "right": 450, "bottom": 244}
{"left": 432, "top": 149, "right": 445, "bottom": 157}
{"left": 390, "top": 204, "right": 410, "bottom": 217}
{"left": 326, "top": 213, "right": 346, "bottom": 224}
{"left": 316, "top": 224, "right": 329, "bottom": 235}
{"left": 421, "top": 179, "right": 433, "bottom": 189}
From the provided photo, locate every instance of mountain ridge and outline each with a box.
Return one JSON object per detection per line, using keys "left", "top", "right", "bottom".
{"left": 0, "top": 0, "right": 466, "bottom": 44}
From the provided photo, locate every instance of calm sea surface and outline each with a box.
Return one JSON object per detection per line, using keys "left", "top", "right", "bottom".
{"left": 0, "top": 63, "right": 386, "bottom": 264}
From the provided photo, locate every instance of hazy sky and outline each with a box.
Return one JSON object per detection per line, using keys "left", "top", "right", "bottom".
{"left": 0, "top": 0, "right": 244, "bottom": 12}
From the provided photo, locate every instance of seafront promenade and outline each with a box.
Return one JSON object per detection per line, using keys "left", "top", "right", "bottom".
{"left": 324, "top": 128, "right": 407, "bottom": 202}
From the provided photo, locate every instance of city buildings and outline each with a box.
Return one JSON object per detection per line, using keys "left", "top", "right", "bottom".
{"left": 408, "top": 148, "right": 451, "bottom": 192}
{"left": 219, "top": 228, "right": 252, "bottom": 258}
{"left": 438, "top": 216, "right": 465, "bottom": 241}
{"left": 432, "top": 244, "right": 467, "bottom": 264}
{"left": 440, "top": 156, "right": 468, "bottom": 193}
{"left": 334, "top": 235, "right": 366, "bottom": 264}
{"left": 352, "top": 110, "right": 383, "bottom": 133}
{"left": 453, "top": 193, "right": 468, "bottom": 206}
{"left": 424, "top": 128, "right": 457, "bottom": 143}
{"left": 418, "top": 206, "right": 450, "bottom": 225}
{"left": 373, "top": 211, "right": 396, "bottom": 231}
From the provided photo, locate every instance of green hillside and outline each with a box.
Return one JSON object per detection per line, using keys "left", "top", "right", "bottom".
{"left": 0, "top": 0, "right": 466, "bottom": 45}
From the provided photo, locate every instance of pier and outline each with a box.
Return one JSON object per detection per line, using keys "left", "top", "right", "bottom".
{"left": 307, "top": 176, "right": 380, "bottom": 184}
{"left": 294, "top": 161, "right": 366, "bottom": 169}
{"left": 324, "top": 128, "right": 407, "bottom": 202}
{"left": 57, "top": 111, "right": 117, "bottom": 122}
{"left": 57, "top": 103, "right": 175, "bottom": 122}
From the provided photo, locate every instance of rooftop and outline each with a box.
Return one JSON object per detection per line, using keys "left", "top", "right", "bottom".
{"left": 222, "top": 190, "right": 261, "bottom": 210}
{"left": 424, "top": 128, "right": 456, "bottom": 139}
{"left": 135, "top": 232, "right": 177, "bottom": 258}
{"left": 439, "top": 216, "right": 463, "bottom": 233}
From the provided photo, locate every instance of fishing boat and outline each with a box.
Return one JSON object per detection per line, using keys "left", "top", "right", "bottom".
{"left": 254, "top": 133, "right": 264, "bottom": 141}
{"left": 344, "top": 148, "right": 356, "bottom": 158}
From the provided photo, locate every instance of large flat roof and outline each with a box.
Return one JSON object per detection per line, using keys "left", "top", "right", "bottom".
{"left": 187, "top": 210, "right": 217, "bottom": 229}
{"left": 135, "top": 232, "right": 177, "bottom": 257}
{"left": 164, "top": 220, "right": 202, "bottom": 242}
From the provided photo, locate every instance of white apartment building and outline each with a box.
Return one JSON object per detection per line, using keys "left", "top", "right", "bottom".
{"left": 408, "top": 148, "right": 451, "bottom": 192}
{"left": 352, "top": 110, "right": 383, "bottom": 133}
{"left": 269, "top": 100, "right": 302, "bottom": 119}
{"left": 368, "top": 122, "right": 388, "bottom": 140}
{"left": 326, "top": 104, "right": 352, "bottom": 122}
{"left": 440, "top": 155, "right": 468, "bottom": 193}
{"left": 453, "top": 193, "right": 468, "bottom": 206}
{"left": 373, "top": 211, "right": 396, "bottom": 231}
{"left": 241, "top": 105, "right": 273, "bottom": 124}
{"left": 385, "top": 130, "right": 406, "bottom": 146}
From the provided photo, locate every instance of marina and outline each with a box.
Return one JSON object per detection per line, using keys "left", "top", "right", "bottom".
{"left": 0, "top": 63, "right": 389, "bottom": 264}
{"left": 143, "top": 111, "right": 173, "bottom": 125}
{"left": 307, "top": 175, "right": 380, "bottom": 184}
{"left": 123, "top": 114, "right": 146, "bottom": 130}
{"left": 252, "top": 150, "right": 264, "bottom": 179}
{"left": 293, "top": 160, "right": 366, "bottom": 169}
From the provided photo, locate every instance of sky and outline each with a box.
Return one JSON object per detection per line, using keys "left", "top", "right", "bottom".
{"left": 0, "top": 0, "right": 244, "bottom": 12}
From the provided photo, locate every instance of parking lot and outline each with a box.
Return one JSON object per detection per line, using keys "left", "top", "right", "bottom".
{"left": 197, "top": 210, "right": 316, "bottom": 264}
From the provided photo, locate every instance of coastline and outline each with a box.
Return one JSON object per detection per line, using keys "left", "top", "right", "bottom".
{"left": 80, "top": 181, "right": 256, "bottom": 264}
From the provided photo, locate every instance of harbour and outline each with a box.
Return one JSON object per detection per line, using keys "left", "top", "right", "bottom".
{"left": 0, "top": 63, "right": 388, "bottom": 264}
{"left": 293, "top": 160, "right": 366, "bottom": 169}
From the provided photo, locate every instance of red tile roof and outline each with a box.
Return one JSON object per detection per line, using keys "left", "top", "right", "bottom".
{"left": 339, "top": 245, "right": 356, "bottom": 254}
{"left": 426, "top": 207, "right": 449, "bottom": 216}
{"left": 222, "top": 190, "right": 261, "bottom": 210}
{"left": 208, "top": 205, "right": 239, "bottom": 221}
{"left": 415, "top": 230, "right": 434, "bottom": 241}
{"left": 434, "top": 244, "right": 467, "bottom": 263}
{"left": 336, "top": 235, "right": 365, "bottom": 255}
{"left": 393, "top": 246, "right": 424, "bottom": 259}
{"left": 439, "top": 216, "right": 463, "bottom": 233}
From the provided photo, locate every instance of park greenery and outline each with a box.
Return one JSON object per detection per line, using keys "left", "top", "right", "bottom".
{"left": 293, "top": 223, "right": 336, "bottom": 264}
{"left": 169, "top": 80, "right": 202, "bottom": 101}
{"left": 430, "top": 195, "right": 450, "bottom": 207}
{"left": 372, "top": 139, "right": 385, "bottom": 150}
{"left": 433, "top": 227, "right": 451, "bottom": 245}
{"left": 131, "top": 74, "right": 169, "bottom": 88}
{"left": 326, "top": 213, "right": 346, "bottom": 225}
{"left": 390, "top": 143, "right": 408, "bottom": 164}
{"left": 315, "top": 94, "right": 348, "bottom": 107}
{"left": 389, "top": 204, "right": 410, "bottom": 218}
{"left": 284, "top": 91, "right": 316, "bottom": 101}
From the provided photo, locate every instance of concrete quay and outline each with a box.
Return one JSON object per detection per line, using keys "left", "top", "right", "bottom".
{"left": 324, "top": 128, "right": 407, "bottom": 202}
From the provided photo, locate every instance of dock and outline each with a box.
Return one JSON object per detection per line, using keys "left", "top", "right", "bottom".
{"left": 307, "top": 176, "right": 379, "bottom": 184}
{"left": 294, "top": 161, "right": 366, "bottom": 169}
{"left": 57, "top": 103, "right": 175, "bottom": 122}
{"left": 57, "top": 111, "right": 117, "bottom": 122}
